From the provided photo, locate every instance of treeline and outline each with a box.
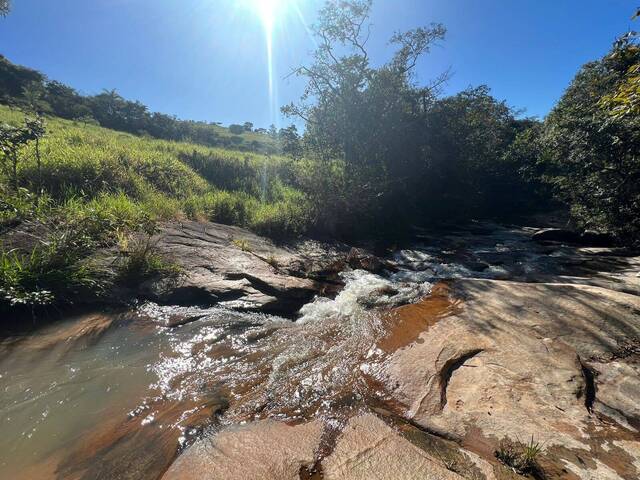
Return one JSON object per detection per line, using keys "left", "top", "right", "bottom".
{"left": 0, "top": 55, "right": 281, "bottom": 154}
{"left": 285, "top": 1, "right": 640, "bottom": 245}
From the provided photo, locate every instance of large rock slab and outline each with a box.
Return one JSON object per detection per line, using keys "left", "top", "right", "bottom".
{"left": 381, "top": 279, "right": 640, "bottom": 479}
{"left": 162, "top": 419, "right": 324, "bottom": 480}
{"left": 142, "top": 221, "right": 346, "bottom": 314}
{"left": 323, "top": 414, "right": 464, "bottom": 480}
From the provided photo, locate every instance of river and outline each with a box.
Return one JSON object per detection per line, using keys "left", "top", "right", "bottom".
{"left": 1, "top": 224, "right": 637, "bottom": 479}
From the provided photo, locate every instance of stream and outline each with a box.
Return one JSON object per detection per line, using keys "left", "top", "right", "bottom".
{"left": 1, "top": 224, "right": 636, "bottom": 479}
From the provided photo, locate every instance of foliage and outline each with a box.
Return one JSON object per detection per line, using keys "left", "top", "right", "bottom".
{"left": 599, "top": 8, "right": 640, "bottom": 119}
{"left": 539, "top": 38, "right": 640, "bottom": 243}
{"left": 0, "top": 0, "right": 9, "bottom": 17}
{"left": 0, "top": 104, "right": 315, "bottom": 312}
{"left": 283, "top": 0, "right": 549, "bottom": 236}
{"left": 0, "top": 220, "right": 106, "bottom": 310}
{"left": 0, "top": 56, "right": 278, "bottom": 154}
{"left": 0, "top": 115, "right": 46, "bottom": 191}
{"left": 232, "top": 238, "right": 251, "bottom": 252}
{"left": 420, "top": 87, "right": 547, "bottom": 219}
{"left": 115, "top": 234, "right": 181, "bottom": 287}
{"left": 495, "top": 437, "right": 544, "bottom": 475}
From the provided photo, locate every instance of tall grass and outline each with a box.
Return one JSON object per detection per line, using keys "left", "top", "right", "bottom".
{"left": 0, "top": 105, "right": 315, "bottom": 310}
{"left": 0, "top": 104, "right": 313, "bottom": 235}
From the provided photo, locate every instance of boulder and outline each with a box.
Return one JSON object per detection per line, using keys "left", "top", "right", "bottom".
{"left": 141, "top": 221, "right": 343, "bottom": 314}
{"left": 532, "top": 228, "right": 583, "bottom": 244}
{"left": 346, "top": 247, "right": 386, "bottom": 273}
{"left": 533, "top": 228, "right": 615, "bottom": 246}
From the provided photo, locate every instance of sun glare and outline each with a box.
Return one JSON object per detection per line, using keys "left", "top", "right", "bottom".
{"left": 248, "top": 0, "right": 289, "bottom": 33}
{"left": 240, "top": 0, "right": 309, "bottom": 126}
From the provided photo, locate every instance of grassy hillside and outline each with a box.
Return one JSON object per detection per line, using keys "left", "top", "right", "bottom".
{"left": 0, "top": 105, "right": 310, "bottom": 235}
{"left": 0, "top": 106, "right": 312, "bottom": 310}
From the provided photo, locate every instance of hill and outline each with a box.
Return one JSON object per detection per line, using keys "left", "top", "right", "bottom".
{"left": 0, "top": 105, "right": 311, "bottom": 310}
{"left": 0, "top": 54, "right": 280, "bottom": 154}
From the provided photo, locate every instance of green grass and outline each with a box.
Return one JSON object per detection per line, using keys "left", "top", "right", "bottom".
{"left": 0, "top": 105, "right": 315, "bottom": 311}
{"left": 495, "top": 436, "right": 545, "bottom": 475}
{"left": 0, "top": 105, "right": 312, "bottom": 235}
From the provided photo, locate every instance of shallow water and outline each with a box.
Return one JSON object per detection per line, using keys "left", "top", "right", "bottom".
{"left": 0, "top": 225, "right": 632, "bottom": 478}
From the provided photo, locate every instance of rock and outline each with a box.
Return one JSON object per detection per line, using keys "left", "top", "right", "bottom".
{"left": 581, "top": 229, "right": 615, "bottom": 247}
{"left": 141, "top": 221, "right": 343, "bottom": 314}
{"left": 381, "top": 279, "right": 640, "bottom": 479}
{"left": 162, "top": 419, "right": 324, "bottom": 480}
{"left": 347, "top": 247, "right": 385, "bottom": 273}
{"left": 323, "top": 414, "right": 464, "bottom": 480}
{"left": 532, "top": 228, "right": 615, "bottom": 246}
{"left": 532, "top": 228, "right": 583, "bottom": 244}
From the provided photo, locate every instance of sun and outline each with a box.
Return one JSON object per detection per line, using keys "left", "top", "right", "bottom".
{"left": 248, "top": 0, "right": 289, "bottom": 32}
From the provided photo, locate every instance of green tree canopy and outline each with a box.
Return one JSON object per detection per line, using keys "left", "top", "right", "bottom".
{"left": 540, "top": 40, "right": 640, "bottom": 241}
{"left": 0, "top": 0, "right": 10, "bottom": 17}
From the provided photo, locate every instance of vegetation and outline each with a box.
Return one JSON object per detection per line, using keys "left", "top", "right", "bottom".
{"left": 495, "top": 437, "right": 545, "bottom": 476}
{"left": 0, "top": 106, "right": 313, "bottom": 312}
{"left": 534, "top": 28, "right": 640, "bottom": 241}
{"left": 1, "top": 0, "right": 639, "bottom": 314}
{"left": 0, "top": 55, "right": 297, "bottom": 155}
{"left": 0, "top": 0, "right": 9, "bottom": 17}
{"left": 277, "top": 0, "right": 551, "bottom": 236}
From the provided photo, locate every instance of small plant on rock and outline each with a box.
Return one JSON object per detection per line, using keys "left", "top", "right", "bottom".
{"left": 232, "top": 238, "right": 251, "bottom": 252}
{"left": 115, "top": 235, "right": 181, "bottom": 286}
{"left": 266, "top": 254, "right": 279, "bottom": 268}
{"left": 495, "top": 436, "right": 545, "bottom": 476}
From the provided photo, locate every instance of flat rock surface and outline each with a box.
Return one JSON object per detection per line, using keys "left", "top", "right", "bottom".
{"left": 154, "top": 225, "right": 640, "bottom": 480}
{"left": 162, "top": 419, "right": 324, "bottom": 480}
{"left": 382, "top": 279, "right": 640, "bottom": 479}
{"left": 323, "top": 414, "right": 463, "bottom": 480}
{"left": 143, "top": 221, "right": 346, "bottom": 314}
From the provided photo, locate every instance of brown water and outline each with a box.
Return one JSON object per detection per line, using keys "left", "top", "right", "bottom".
{"left": 1, "top": 225, "right": 633, "bottom": 479}
{"left": 0, "top": 270, "right": 434, "bottom": 479}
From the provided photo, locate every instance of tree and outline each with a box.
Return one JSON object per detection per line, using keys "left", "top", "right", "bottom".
{"left": 0, "top": 117, "right": 45, "bottom": 191}
{"left": 229, "top": 124, "right": 245, "bottom": 135}
{"left": 599, "top": 31, "right": 640, "bottom": 118}
{"left": 0, "top": 0, "right": 10, "bottom": 17}
{"left": 279, "top": 125, "right": 303, "bottom": 159}
{"left": 22, "top": 82, "right": 52, "bottom": 115}
{"left": 419, "top": 86, "right": 533, "bottom": 218}
{"left": 0, "top": 55, "right": 46, "bottom": 104}
{"left": 243, "top": 121, "right": 254, "bottom": 132}
{"left": 539, "top": 41, "right": 640, "bottom": 242}
{"left": 282, "top": 0, "right": 446, "bottom": 233}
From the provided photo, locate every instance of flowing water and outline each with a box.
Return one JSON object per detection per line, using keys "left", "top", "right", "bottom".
{"left": 0, "top": 225, "right": 634, "bottom": 478}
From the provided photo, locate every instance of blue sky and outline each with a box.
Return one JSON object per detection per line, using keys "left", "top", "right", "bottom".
{"left": 0, "top": 0, "right": 635, "bottom": 128}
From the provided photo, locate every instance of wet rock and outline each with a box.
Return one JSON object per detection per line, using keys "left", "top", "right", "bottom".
{"left": 581, "top": 229, "right": 615, "bottom": 247}
{"left": 532, "top": 228, "right": 583, "bottom": 244}
{"left": 347, "top": 247, "right": 385, "bottom": 273}
{"left": 162, "top": 419, "right": 324, "bottom": 480}
{"left": 533, "top": 228, "right": 615, "bottom": 246}
{"left": 381, "top": 279, "right": 640, "bottom": 479}
{"left": 141, "top": 221, "right": 343, "bottom": 314}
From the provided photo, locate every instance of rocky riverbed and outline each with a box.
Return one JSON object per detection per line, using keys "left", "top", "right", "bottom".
{"left": 1, "top": 221, "right": 640, "bottom": 479}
